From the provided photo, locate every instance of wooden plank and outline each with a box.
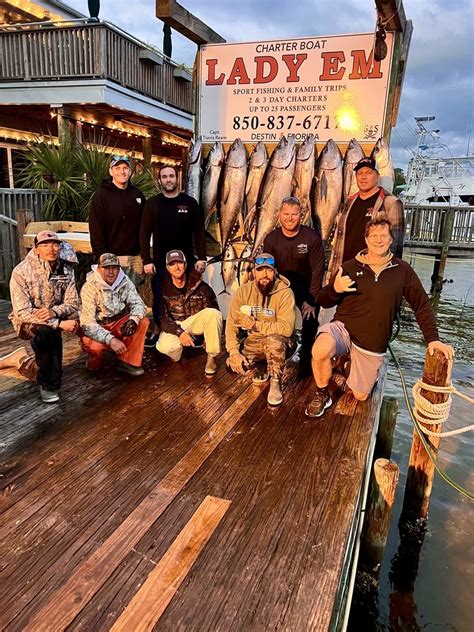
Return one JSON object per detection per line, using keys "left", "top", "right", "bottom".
{"left": 156, "top": 0, "right": 226, "bottom": 45}
{"left": 23, "top": 383, "right": 260, "bottom": 632}
{"left": 111, "top": 495, "right": 231, "bottom": 632}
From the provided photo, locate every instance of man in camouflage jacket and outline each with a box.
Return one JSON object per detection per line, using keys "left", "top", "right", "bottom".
{"left": 80, "top": 253, "right": 149, "bottom": 376}
{"left": 1, "top": 230, "right": 80, "bottom": 403}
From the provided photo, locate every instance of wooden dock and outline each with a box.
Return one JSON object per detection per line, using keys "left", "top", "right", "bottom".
{"left": 0, "top": 300, "right": 386, "bottom": 631}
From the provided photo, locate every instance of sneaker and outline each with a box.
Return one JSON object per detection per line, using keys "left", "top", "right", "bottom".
{"left": 191, "top": 334, "right": 205, "bottom": 348}
{"left": 40, "top": 387, "right": 59, "bottom": 403}
{"left": 205, "top": 355, "right": 218, "bottom": 375}
{"left": 117, "top": 361, "right": 144, "bottom": 376}
{"left": 252, "top": 370, "right": 269, "bottom": 384}
{"left": 144, "top": 333, "right": 159, "bottom": 348}
{"left": 305, "top": 390, "right": 333, "bottom": 418}
{"left": 0, "top": 347, "right": 28, "bottom": 370}
{"left": 267, "top": 378, "right": 283, "bottom": 406}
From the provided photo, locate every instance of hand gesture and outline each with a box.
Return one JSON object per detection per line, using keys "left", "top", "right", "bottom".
{"left": 179, "top": 331, "right": 195, "bottom": 347}
{"left": 301, "top": 301, "right": 316, "bottom": 320}
{"left": 110, "top": 337, "right": 127, "bottom": 355}
{"left": 226, "top": 352, "right": 249, "bottom": 375}
{"left": 121, "top": 319, "right": 138, "bottom": 337}
{"left": 428, "top": 340, "right": 455, "bottom": 360}
{"left": 334, "top": 267, "right": 357, "bottom": 294}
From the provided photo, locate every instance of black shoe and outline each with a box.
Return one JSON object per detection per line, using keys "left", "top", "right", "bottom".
{"left": 191, "top": 334, "right": 205, "bottom": 348}
{"left": 117, "top": 362, "right": 144, "bottom": 376}
{"left": 305, "top": 390, "right": 332, "bottom": 418}
{"left": 144, "top": 333, "right": 159, "bottom": 348}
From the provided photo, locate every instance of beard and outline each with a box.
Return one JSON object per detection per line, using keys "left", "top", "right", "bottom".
{"left": 256, "top": 278, "right": 275, "bottom": 296}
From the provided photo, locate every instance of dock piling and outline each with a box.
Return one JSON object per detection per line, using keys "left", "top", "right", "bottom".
{"left": 374, "top": 395, "right": 398, "bottom": 461}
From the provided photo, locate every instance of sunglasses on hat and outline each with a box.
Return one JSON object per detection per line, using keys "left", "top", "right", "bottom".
{"left": 255, "top": 255, "right": 275, "bottom": 267}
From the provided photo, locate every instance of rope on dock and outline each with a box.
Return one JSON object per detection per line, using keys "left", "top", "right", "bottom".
{"left": 412, "top": 381, "right": 474, "bottom": 437}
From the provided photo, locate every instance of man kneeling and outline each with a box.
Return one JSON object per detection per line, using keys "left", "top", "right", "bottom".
{"left": 225, "top": 253, "right": 296, "bottom": 406}
{"left": 80, "top": 253, "right": 149, "bottom": 376}
{"left": 155, "top": 250, "right": 222, "bottom": 375}
{"left": 305, "top": 216, "right": 453, "bottom": 417}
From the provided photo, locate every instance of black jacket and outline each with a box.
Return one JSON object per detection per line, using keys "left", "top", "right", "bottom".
{"left": 319, "top": 256, "right": 439, "bottom": 353}
{"left": 157, "top": 269, "right": 219, "bottom": 336}
{"left": 89, "top": 180, "right": 145, "bottom": 258}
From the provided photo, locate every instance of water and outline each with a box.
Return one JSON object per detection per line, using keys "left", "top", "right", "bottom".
{"left": 351, "top": 255, "right": 474, "bottom": 631}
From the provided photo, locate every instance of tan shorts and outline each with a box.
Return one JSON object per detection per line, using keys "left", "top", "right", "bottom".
{"left": 317, "top": 320, "right": 384, "bottom": 395}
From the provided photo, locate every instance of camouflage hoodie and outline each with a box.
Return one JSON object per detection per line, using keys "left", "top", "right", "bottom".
{"left": 9, "top": 247, "right": 79, "bottom": 334}
{"left": 80, "top": 266, "right": 147, "bottom": 345}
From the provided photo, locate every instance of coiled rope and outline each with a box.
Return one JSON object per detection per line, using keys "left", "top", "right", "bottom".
{"left": 412, "top": 381, "right": 474, "bottom": 437}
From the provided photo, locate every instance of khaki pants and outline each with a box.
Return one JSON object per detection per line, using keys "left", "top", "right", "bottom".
{"left": 156, "top": 308, "right": 223, "bottom": 362}
{"left": 242, "top": 333, "right": 296, "bottom": 380}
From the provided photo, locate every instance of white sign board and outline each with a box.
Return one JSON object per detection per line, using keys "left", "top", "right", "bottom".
{"left": 198, "top": 32, "right": 394, "bottom": 144}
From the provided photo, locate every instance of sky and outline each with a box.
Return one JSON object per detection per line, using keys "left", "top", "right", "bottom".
{"left": 67, "top": 0, "right": 474, "bottom": 172}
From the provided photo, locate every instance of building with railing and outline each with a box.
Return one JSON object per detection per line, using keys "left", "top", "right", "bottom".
{"left": 0, "top": 0, "right": 194, "bottom": 189}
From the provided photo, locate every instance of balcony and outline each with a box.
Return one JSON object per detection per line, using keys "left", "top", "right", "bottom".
{"left": 0, "top": 20, "right": 193, "bottom": 115}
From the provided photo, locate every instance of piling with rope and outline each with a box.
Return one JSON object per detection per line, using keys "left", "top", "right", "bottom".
{"left": 401, "top": 348, "right": 452, "bottom": 522}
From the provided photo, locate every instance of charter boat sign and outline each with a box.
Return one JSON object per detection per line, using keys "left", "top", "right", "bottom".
{"left": 198, "top": 32, "right": 394, "bottom": 144}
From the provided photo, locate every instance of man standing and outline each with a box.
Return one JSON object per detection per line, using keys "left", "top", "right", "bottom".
{"left": 80, "top": 253, "right": 149, "bottom": 376}
{"left": 264, "top": 196, "right": 324, "bottom": 372}
{"left": 155, "top": 250, "right": 222, "bottom": 375}
{"left": 226, "top": 254, "right": 296, "bottom": 406}
{"left": 89, "top": 155, "right": 146, "bottom": 285}
{"left": 1, "top": 230, "right": 80, "bottom": 403}
{"left": 327, "top": 156, "right": 404, "bottom": 281}
{"left": 305, "top": 216, "right": 453, "bottom": 418}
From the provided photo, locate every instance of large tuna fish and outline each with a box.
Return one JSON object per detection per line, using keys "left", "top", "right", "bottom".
{"left": 185, "top": 138, "right": 202, "bottom": 203}
{"left": 220, "top": 243, "right": 236, "bottom": 294}
{"left": 244, "top": 142, "right": 268, "bottom": 239}
{"left": 292, "top": 134, "right": 316, "bottom": 226}
{"left": 251, "top": 136, "right": 296, "bottom": 256}
{"left": 219, "top": 139, "right": 247, "bottom": 250}
{"left": 343, "top": 138, "right": 365, "bottom": 202}
{"left": 371, "top": 137, "right": 395, "bottom": 193}
{"left": 202, "top": 141, "right": 225, "bottom": 227}
{"left": 313, "top": 139, "right": 343, "bottom": 242}
{"left": 237, "top": 242, "right": 253, "bottom": 286}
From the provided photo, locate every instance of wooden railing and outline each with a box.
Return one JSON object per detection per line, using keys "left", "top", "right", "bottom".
{"left": 0, "top": 21, "right": 193, "bottom": 113}
{"left": 404, "top": 204, "right": 474, "bottom": 245}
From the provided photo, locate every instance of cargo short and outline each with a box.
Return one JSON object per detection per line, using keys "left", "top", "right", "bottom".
{"left": 317, "top": 320, "right": 384, "bottom": 395}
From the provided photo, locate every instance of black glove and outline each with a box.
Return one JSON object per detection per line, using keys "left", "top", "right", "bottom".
{"left": 121, "top": 319, "right": 138, "bottom": 337}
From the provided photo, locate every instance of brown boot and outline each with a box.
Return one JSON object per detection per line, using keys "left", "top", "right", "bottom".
{"left": 0, "top": 347, "right": 28, "bottom": 370}
{"left": 205, "top": 354, "right": 218, "bottom": 375}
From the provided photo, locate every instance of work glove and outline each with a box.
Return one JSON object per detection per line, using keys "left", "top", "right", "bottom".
{"left": 121, "top": 319, "right": 138, "bottom": 337}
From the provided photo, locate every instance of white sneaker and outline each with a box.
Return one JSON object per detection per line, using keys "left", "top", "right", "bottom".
{"left": 40, "top": 387, "right": 59, "bottom": 403}
{"left": 267, "top": 378, "right": 283, "bottom": 406}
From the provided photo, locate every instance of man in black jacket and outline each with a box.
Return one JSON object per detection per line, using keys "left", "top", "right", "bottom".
{"left": 305, "top": 216, "right": 454, "bottom": 418}
{"left": 264, "top": 196, "right": 324, "bottom": 373}
{"left": 89, "top": 155, "right": 146, "bottom": 286}
{"left": 155, "top": 250, "right": 222, "bottom": 375}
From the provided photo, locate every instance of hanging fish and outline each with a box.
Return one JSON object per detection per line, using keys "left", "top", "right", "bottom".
{"left": 313, "top": 139, "right": 343, "bottom": 242}
{"left": 220, "top": 243, "right": 237, "bottom": 295}
{"left": 251, "top": 135, "right": 296, "bottom": 256}
{"left": 237, "top": 243, "right": 253, "bottom": 286}
{"left": 202, "top": 141, "right": 225, "bottom": 228}
{"left": 244, "top": 141, "right": 268, "bottom": 240}
{"left": 343, "top": 138, "right": 365, "bottom": 202}
{"left": 185, "top": 137, "right": 202, "bottom": 203}
{"left": 371, "top": 137, "right": 395, "bottom": 193}
{"left": 219, "top": 139, "right": 248, "bottom": 250}
{"left": 292, "top": 134, "right": 316, "bottom": 226}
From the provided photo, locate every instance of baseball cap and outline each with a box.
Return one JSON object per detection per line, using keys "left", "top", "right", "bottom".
{"left": 110, "top": 155, "right": 130, "bottom": 168}
{"left": 166, "top": 250, "right": 186, "bottom": 265}
{"left": 254, "top": 253, "right": 276, "bottom": 271}
{"left": 98, "top": 253, "right": 120, "bottom": 267}
{"left": 34, "top": 230, "right": 61, "bottom": 246}
{"left": 354, "top": 156, "right": 378, "bottom": 172}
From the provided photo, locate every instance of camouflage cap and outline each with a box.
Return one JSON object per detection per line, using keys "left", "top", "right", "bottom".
{"left": 254, "top": 253, "right": 276, "bottom": 271}
{"left": 98, "top": 253, "right": 120, "bottom": 267}
{"left": 34, "top": 230, "right": 61, "bottom": 246}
